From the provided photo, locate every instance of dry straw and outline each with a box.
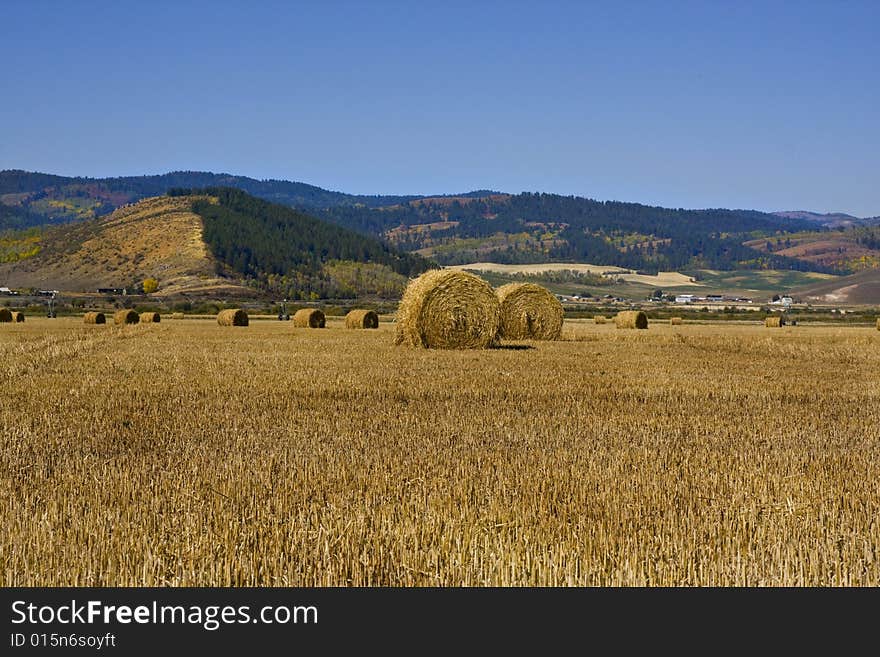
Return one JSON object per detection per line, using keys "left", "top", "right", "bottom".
{"left": 114, "top": 309, "right": 140, "bottom": 325}
{"left": 765, "top": 316, "right": 784, "bottom": 328}
{"left": 615, "top": 310, "right": 648, "bottom": 329}
{"left": 171, "top": 312, "right": 185, "bottom": 320}
{"left": 139, "top": 312, "right": 161, "bottom": 323}
{"left": 217, "top": 308, "right": 249, "bottom": 326}
{"left": 345, "top": 309, "right": 379, "bottom": 329}
{"left": 670, "top": 317, "right": 683, "bottom": 325}
{"left": 876, "top": 318, "right": 880, "bottom": 331}
{"left": 593, "top": 315, "right": 607, "bottom": 324}
{"left": 495, "top": 283, "right": 563, "bottom": 340}
{"left": 83, "top": 312, "right": 106, "bottom": 325}
{"left": 293, "top": 308, "right": 326, "bottom": 328}
{"left": 11, "top": 311, "right": 25, "bottom": 323}
{"left": 0, "top": 308, "right": 12, "bottom": 322}
{"left": 394, "top": 269, "right": 500, "bottom": 349}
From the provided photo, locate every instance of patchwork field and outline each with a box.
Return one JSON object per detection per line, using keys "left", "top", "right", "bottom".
{"left": 2, "top": 317, "right": 879, "bottom": 585}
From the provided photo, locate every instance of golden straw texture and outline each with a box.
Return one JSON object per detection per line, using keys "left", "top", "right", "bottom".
{"left": 615, "top": 310, "right": 648, "bottom": 329}
{"left": 217, "top": 309, "right": 249, "bottom": 326}
{"left": 114, "top": 309, "right": 140, "bottom": 325}
{"left": 292, "top": 308, "right": 326, "bottom": 328}
{"left": 395, "top": 270, "right": 500, "bottom": 349}
{"left": 495, "top": 283, "right": 563, "bottom": 340}
{"left": 345, "top": 309, "right": 379, "bottom": 329}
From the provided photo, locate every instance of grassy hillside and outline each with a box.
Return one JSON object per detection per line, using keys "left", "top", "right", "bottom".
{"left": 793, "top": 268, "right": 880, "bottom": 305}
{"left": 0, "top": 196, "right": 247, "bottom": 296}
{"left": 0, "top": 190, "right": 433, "bottom": 300}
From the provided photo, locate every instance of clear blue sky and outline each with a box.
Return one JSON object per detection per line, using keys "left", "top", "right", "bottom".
{"left": 1, "top": 1, "right": 877, "bottom": 216}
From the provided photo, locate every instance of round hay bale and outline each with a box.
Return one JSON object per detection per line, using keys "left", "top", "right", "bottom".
{"left": 593, "top": 315, "right": 607, "bottom": 324}
{"left": 171, "top": 312, "right": 185, "bottom": 320}
{"left": 670, "top": 317, "right": 683, "bottom": 325}
{"left": 765, "top": 315, "right": 784, "bottom": 327}
{"left": 495, "top": 283, "right": 563, "bottom": 340}
{"left": 345, "top": 309, "right": 379, "bottom": 329}
{"left": 292, "top": 308, "right": 325, "bottom": 328}
{"left": 83, "top": 312, "right": 106, "bottom": 325}
{"left": 876, "top": 318, "right": 880, "bottom": 331}
{"left": 11, "top": 311, "right": 25, "bottom": 323}
{"left": 114, "top": 309, "right": 140, "bottom": 325}
{"left": 394, "top": 269, "right": 500, "bottom": 349}
{"left": 217, "top": 308, "right": 248, "bottom": 326}
{"left": 139, "top": 311, "right": 161, "bottom": 323}
{"left": 615, "top": 310, "right": 648, "bottom": 329}
{"left": 0, "top": 308, "right": 12, "bottom": 323}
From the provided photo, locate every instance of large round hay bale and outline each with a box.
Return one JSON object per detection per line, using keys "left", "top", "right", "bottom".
{"left": 593, "top": 315, "right": 607, "bottom": 324}
{"left": 11, "top": 311, "right": 25, "bottom": 323}
{"left": 495, "top": 283, "right": 563, "bottom": 340}
{"left": 345, "top": 309, "right": 379, "bottom": 329}
{"left": 292, "top": 308, "right": 325, "bottom": 328}
{"left": 615, "top": 310, "right": 648, "bottom": 329}
{"left": 765, "top": 315, "right": 784, "bottom": 327}
{"left": 83, "top": 312, "right": 106, "bottom": 324}
{"left": 670, "top": 317, "right": 683, "bottom": 325}
{"left": 217, "top": 308, "right": 248, "bottom": 326}
{"left": 0, "top": 308, "right": 12, "bottom": 323}
{"left": 395, "top": 269, "right": 500, "bottom": 349}
{"left": 114, "top": 309, "right": 139, "bottom": 325}
{"left": 139, "top": 311, "right": 161, "bottom": 323}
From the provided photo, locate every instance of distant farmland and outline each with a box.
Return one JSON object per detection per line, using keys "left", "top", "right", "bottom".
{"left": 2, "top": 317, "right": 879, "bottom": 585}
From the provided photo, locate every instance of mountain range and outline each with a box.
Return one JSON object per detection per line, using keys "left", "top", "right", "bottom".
{"left": 2, "top": 169, "right": 880, "bottom": 303}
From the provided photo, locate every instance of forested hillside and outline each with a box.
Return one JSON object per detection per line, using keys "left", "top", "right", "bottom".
{"left": 316, "top": 193, "right": 830, "bottom": 273}
{"left": 178, "top": 188, "right": 434, "bottom": 299}
{"left": 0, "top": 168, "right": 851, "bottom": 274}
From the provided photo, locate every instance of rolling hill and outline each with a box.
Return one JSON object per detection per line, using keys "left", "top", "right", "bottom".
{"left": 0, "top": 195, "right": 247, "bottom": 296}
{"left": 0, "top": 169, "right": 432, "bottom": 229}
{"left": 793, "top": 268, "right": 880, "bottom": 305}
{"left": 773, "top": 211, "right": 880, "bottom": 229}
{"left": 0, "top": 190, "right": 432, "bottom": 299}
{"left": 2, "top": 168, "right": 876, "bottom": 278}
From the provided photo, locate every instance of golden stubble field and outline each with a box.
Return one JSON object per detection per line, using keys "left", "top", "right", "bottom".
{"left": 2, "top": 317, "right": 878, "bottom": 585}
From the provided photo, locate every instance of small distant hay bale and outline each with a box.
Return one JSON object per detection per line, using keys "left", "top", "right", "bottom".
{"left": 11, "top": 311, "right": 25, "bottom": 323}
{"left": 139, "top": 311, "right": 161, "bottom": 323}
{"left": 670, "top": 317, "right": 683, "bottom": 325}
{"left": 292, "top": 308, "right": 326, "bottom": 328}
{"left": 615, "top": 310, "right": 648, "bottom": 329}
{"left": 114, "top": 309, "right": 140, "bottom": 325}
{"left": 593, "top": 315, "right": 607, "bottom": 324}
{"left": 876, "top": 318, "right": 880, "bottom": 331}
{"left": 395, "top": 269, "right": 500, "bottom": 349}
{"left": 765, "top": 316, "right": 784, "bottom": 327}
{"left": 345, "top": 309, "right": 379, "bottom": 329}
{"left": 217, "top": 308, "right": 248, "bottom": 326}
{"left": 171, "top": 312, "right": 185, "bottom": 320}
{"left": 83, "top": 312, "right": 106, "bottom": 325}
{"left": 0, "top": 308, "right": 13, "bottom": 322}
{"left": 495, "top": 283, "right": 563, "bottom": 340}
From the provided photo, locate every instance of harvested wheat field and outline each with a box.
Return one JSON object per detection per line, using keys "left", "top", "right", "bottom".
{"left": 2, "top": 317, "right": 879, "bottom": 586}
